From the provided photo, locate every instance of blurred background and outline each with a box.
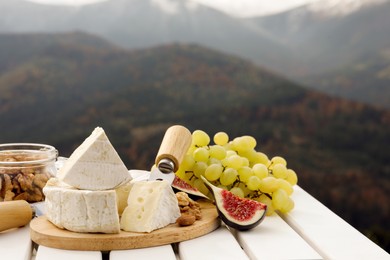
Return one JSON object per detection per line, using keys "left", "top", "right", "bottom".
{"left": 0, "top": 0, "right": 389, "bottom": 252}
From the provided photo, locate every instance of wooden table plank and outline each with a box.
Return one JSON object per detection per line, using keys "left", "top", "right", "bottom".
{"left": 35, "top": 246, "right": 102, "bottom": 260}
{"left": 234, "top": 214, "right": 322, "bottom": 260}
{"left": 281, "top": 186, "right": 390, "bottom": 259}
{"left": 179, "top": 225, "right": 249, "bottom": 260}
{"left": 0, "top": 226, "right": 32, "bottom": 260}
{"left": 110, "top": 245, "right": 176, "bottom": 260}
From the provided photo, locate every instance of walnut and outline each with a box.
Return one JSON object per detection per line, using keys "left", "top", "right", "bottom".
{"left": 176, "top": 192, "right": 190, "bottom": 206}
{"left": 33, "top": 173, "right": 50, "bottom": 190}
{"left": 16, "top": 173, "right": 34, "bottom": 191}
{"left": 24, "top": 187, "right": 43, "bottom": 202}
{"left": 176, "top": 192, "right": 202, "bottom": 226}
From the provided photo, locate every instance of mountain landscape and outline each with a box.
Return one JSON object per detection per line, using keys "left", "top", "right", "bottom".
{"left": 0, "top": 32, "right": 389, "bottom": 251}
{"left": 248, "top": 0, "right": 390, "bottom": 108}
{"left": 1, "top": 0, "right": 389, "bottom": 108}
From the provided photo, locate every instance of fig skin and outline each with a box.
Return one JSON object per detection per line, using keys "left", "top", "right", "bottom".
{"left": 201, "top": 176, "right": 267, "bottom": 231}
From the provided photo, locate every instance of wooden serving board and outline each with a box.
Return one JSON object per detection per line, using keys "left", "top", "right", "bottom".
{"left": 30, "top": 200, "right": 220, "bottom": 251}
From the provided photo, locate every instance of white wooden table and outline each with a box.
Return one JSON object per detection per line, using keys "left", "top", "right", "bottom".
{"left": 1, "top": 186, "right": 389, "bottom": 260}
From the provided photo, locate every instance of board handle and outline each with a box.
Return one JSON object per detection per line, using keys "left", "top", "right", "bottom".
{"left": 0, "top": 200, "right": 33, "bottom": 232}
{"left": 155, "top": 125, "right": 192, "bottom": 173}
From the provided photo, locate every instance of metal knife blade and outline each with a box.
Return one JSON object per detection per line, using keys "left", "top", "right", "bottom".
{"left": 148, "top": 125, "right": 192, "bottom": 184}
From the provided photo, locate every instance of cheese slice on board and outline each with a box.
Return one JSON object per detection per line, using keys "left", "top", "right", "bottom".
{"left": 43, "top": 178, "right": 120, "bottom": 234}
{"left": 120, "top": 181, "right": 181, "bottom": 233}
{"left": 57, "top": 127, "right": 131, "bottom": 190}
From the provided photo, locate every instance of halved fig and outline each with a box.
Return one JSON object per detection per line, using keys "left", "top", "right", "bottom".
{"left": 201, "top": 176, "right": 267, "bottom": 231}
{"left": 172, "top": 175, "right": 209, "bottom": 199}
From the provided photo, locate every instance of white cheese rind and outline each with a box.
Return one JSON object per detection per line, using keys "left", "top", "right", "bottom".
{"left": 57, "top": 127, "right": 131, "bottom": 190}
{"left": 43, "top": 178, "right": 120, "bottom": 234}
{"left": 120, "top": 181, "right": 181, "bottom": 233}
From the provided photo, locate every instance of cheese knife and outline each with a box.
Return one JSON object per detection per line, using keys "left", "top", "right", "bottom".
{"left": 148, "top": 125, "right": 192, "bottom": 184}
{"left": 0, "top": 200, "right": 43, "bottom": 232}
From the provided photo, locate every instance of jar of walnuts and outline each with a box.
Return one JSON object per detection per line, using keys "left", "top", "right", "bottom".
{"left": 0, "top": 143, "right": 57, "bottom": 202}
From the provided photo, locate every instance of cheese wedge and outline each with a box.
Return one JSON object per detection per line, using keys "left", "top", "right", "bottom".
{"left": 115, "top": 180, "right": 133, "bottom": 216}
{"left": 120, "top": 181, "right": 181, "bottom": 233}
{"left": 57, "top": 127, "right": 131, "bottom": 190}
{"left": 43, "top": 178, "right": 120, "bottom": 234}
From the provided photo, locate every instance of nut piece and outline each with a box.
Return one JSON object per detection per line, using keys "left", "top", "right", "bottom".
{"left": 176, "top": 192, "right": 202, "bottom": 227}
{"left": 176, "top": 214, "right": 196, "bottom": 226}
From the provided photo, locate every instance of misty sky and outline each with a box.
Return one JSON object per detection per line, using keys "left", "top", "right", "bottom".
{"left": 28, "top": 0, "right": 321, "bottom": 17}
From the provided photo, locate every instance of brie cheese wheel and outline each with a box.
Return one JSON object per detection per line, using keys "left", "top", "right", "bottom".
{"left": 43, "top": 178, "right": 120, "bottom": 234}
{"left": 120, "top": 180, "right": 181, "bottom": 233}
{"left": 57, "top": 127, "right": 131, "bottom": 190}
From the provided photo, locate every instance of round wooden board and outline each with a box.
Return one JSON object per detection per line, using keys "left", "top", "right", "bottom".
{"left": 30, "top": 200, "right": 220, "bottom": 251}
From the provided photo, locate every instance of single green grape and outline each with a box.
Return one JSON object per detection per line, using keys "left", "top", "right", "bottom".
{"left": 278, "top": 196, "right": 295, "bottom": 213}
{"left": 213, "top": 132, "right": 229, "bottom": 146}
{"left": 270, "top": 156, "right": 287, "bottom": 167}
{"left": 208, "top": 157, "right": 221, "bottom": 165}
{"left": 277, "top": 178, "right": 293, "bottom": 195}
{"left": 193, "top": 147, "right": 209, "bottom": 162}
{"left": 241, "top": 156, "right": 250, "bottom": 167}
{"left": 204, "top": 163, "right": 223, "bottom": 181}
{"left": 223, "top": 154, "right": 243, "bottom": 169}
{"left": 181, "top": 154, "right": 195, "bottom": 170}
{"left": 192, "top": 130, "right": 210, "bottom": 147}
{"left": 272, "top": 163, "right": 288, "bottom": 179}
{"left": 237, "top": 166, "right": 253, "bottom": 183}
{"left": 247, "top": 175, "right": 261, "bottom": 191}
{"left": 285, "top": 169, "right": 298, "bottom": 185}
{"left": 272, "top": 188, "right": 289, "bottom": 211}
{"left": 241, "top": 135, "right": 257, "bottom": 149}
{"left": 252, "top": 163, "right": 268, "bottom": 179}
{"left": 193, "top": 161, "right": 208, "bottom": 178}
{"left": 209, "top": 145, "right": 227, "bottom": 160}
{"left": 232, "top": 137, "right": 249, "bottom": 153}
{"left": 220, "top": 168, "right": 238, "bottom": 186}
{"left": 175, "top": 167, "right": 187, "bottom": 180}
{"left": 258, "top": 176, "right": 279, "bottom": 193}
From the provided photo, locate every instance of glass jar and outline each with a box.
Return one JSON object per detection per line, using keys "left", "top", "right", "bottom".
{"left": 0, "top": 143, "right": 58, "bottom": 202}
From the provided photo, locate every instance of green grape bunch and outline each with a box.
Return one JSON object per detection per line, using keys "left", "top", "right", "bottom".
{"left": 175, "top": 130, "right": 298, "bottom": 216}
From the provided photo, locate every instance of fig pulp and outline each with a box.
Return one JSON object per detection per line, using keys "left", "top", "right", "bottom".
{"left": 171, "top": 175, "right": 209, "bottom": 199}
{"left": 201, "top": 176, "right": 267, "bottom": 231}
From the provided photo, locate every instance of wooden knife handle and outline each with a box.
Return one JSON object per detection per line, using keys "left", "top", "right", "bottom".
{"left": 155, "top": 125, "right": 192, "bottom": 172}
{"left": 0, "top": 200, "right": 33, "bottom": 232}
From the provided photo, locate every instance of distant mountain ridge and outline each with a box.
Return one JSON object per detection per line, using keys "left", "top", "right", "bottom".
{"left": 0, "top": 0, "right": 295, "bottom": 73}
{"left": 1, "top": 0, "right": 390, "bottom": 108}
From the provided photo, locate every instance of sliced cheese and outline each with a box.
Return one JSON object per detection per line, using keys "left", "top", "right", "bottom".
{"left": 120, "top": 180, "right": 181, "bottom": 233}
{"left": 43, "top": 178, "right": 120, "bottom": 234}
{"left": 57, "top": 127, "right": 131, "bottom": 190}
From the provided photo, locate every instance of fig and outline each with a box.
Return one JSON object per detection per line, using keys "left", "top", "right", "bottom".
{"left": 171, "top": 175, "right": 209, "bottom": 199}
{"left": 201, "top": 176, "right": 267, "bottom": 231}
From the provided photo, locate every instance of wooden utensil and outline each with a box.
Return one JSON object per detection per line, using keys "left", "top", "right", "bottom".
{"left": 0, "top": 200, "right": 33, "bottom": 232}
